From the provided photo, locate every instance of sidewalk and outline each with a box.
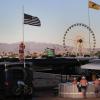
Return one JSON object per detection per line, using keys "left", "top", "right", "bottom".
{"left": 33, "top": 88, "right": 100, "bottom": 100}
{"left": 35, "top": 96, "right": 100, "bottom": 100}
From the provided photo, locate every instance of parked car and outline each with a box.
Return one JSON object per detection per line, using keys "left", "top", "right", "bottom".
{"left": 0, "top": 62, "right": 33, "bottom": 98}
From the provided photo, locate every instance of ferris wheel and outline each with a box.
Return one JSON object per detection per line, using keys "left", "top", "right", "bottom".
{"left": 63, "top": 23, "right": 96, "bottom": 56}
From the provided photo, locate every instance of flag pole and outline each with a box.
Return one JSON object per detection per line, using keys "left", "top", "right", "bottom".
{"left": 88, "top": 0, "right": 91, "bottom": 56}
{"left": 22, "top": 6, "right": 26, "bottom": 68}
{"left": 22, "top": 6, "right": 24, "bottom": 45}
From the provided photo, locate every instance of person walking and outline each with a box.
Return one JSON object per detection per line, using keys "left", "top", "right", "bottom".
{"left": 80, "top": 76, "right": 88, "bottom": 98}
{"left": 93, "top": 78, "right": 100, "bottom": 97}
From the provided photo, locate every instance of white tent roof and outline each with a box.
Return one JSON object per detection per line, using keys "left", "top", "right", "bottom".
{"left": 81, "top": 59, "right": 100, "bottom": 70}
{"left": 81, "top": 63, "right": 100, "bottom": 70}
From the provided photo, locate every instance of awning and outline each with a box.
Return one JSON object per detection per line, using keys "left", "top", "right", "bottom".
{"left": 81, "top": 63, "right": 100, "bottom": 70}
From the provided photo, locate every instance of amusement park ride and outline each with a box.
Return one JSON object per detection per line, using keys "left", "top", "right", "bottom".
{"left": 63, "top": 23, "right": 96, "bottom": 57}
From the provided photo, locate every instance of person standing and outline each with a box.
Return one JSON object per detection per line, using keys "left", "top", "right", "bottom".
{"left": 80, "top": 76, "right": 88, "bottom": 98}
{"left": 93, "top": 78, "right": 100, "bottom": 97}
{"left": 72, "top": 77, "right": 77, "bottom": 97}
{"left": 72, "top": 77, "right": 77, "bottom": 85}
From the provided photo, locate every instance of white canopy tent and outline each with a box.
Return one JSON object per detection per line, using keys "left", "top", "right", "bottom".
{"left": 81, "top": 59, "right": 100, "bottom": 70}
{"left": 81, "top": 64, "right": 100, "bottom": 70}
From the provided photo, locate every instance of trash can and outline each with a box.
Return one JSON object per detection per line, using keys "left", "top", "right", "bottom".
{"left": 53, "top": 87, "right": 58, "bottom": 96}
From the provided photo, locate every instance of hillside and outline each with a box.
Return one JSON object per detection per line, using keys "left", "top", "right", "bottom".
{"left": 0, "top": 42, "right": 64, "bottom": 53}
{"left": 0, "top": 42, "right": 99, "bottom": 54}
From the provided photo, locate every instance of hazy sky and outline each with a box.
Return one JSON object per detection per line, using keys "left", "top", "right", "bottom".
{"left": 0, "top": 0, "right": 100, "bottom": 48}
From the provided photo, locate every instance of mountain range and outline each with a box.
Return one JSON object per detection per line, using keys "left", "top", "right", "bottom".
{"left": 0, "top": 42, "right": 64, "bottom": 53}
{"left": 0, "top": 42, "right": 99, "bottom": 53}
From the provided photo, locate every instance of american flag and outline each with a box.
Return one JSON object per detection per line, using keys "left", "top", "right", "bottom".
{"left": 24, "top": 13, "right": 41, "bottom": 26}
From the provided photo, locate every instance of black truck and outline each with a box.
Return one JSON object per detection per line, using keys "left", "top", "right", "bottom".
{"left": 0, "top": 62, "right": 33, "bottom": 99}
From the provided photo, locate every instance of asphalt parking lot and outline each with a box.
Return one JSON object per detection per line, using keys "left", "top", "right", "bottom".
{"left": 3, "top": 96, "right": 100, "bottom": 100}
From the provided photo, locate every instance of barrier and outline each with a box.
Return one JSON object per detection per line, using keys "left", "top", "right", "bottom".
{"left": 59, "top": 82, "right": 95, "bottom": 98}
